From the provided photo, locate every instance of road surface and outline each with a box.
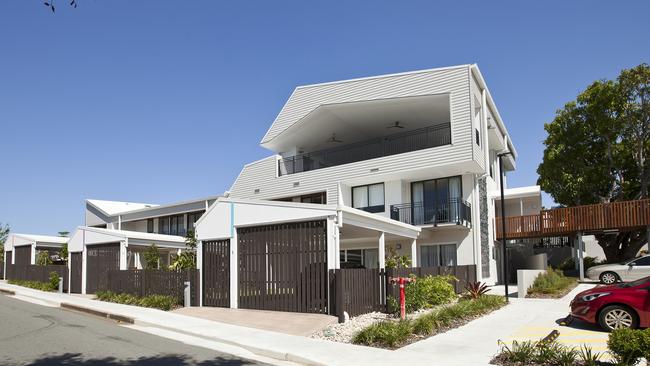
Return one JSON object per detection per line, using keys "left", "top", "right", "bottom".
{"left": 0, "top": 294, "right": 269, "bottom": 366}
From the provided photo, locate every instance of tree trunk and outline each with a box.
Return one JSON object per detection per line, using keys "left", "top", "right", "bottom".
{"left": 596, "top": 230, "right": 647, "bottom": 262}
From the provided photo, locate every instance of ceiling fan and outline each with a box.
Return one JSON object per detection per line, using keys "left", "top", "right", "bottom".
{"left": 326, "top": 133, "right": 343, "bottom": 143}
{"left": 387, "top": 121, "right": 405, "bottom": 129}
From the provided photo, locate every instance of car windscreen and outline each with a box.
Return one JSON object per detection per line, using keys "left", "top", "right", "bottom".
{"left": 618, "top": 276, "right": 650, "bottom": 288}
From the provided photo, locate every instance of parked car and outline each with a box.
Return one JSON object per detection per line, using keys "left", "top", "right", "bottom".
{"left": 586, "top": 255, "right": 650, "bottom": 284}
{"left": 570, "top": 276, "right": 650, "bottom": 331}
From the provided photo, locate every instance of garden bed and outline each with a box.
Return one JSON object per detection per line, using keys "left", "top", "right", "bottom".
{"left": 350, "top": 295, "right": 507, "bottom": 349}
{"left": 95, "top": 291, "right": 179, "bottom": 311}
{"left": 526, "top": 269, "right": 578, "bottom": 299}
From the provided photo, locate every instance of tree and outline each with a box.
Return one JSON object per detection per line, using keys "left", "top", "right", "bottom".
{"left": 58, "top": 243, "right": 68, "bottom": 263}
{"left": 537, "top": 63, "right": 650, "bottom": 262}
{"left": 0, "top": 223, "right": 8, "bottom": 263}
{"left": 170, "top": 230, "right": 197, "bottom": 270}
{"left": 36, "top": 250, "right": 53, "bottom": 266}
{"left": 143, "top": 244, "right": 161, "bottom": 270}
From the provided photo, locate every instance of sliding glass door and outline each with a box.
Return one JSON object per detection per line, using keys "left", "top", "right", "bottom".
{"left": 411, "top": 176, "right": 462, "bottom": 225}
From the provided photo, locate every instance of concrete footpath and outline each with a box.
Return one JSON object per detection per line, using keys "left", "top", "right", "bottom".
{"left": 0, "top": 281, "right": 434, "bottom": 366}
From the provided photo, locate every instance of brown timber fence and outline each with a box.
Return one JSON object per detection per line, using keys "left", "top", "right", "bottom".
{"left": 103, "top": 269, "right": 200, "bottom": 306}
{"left": 5, "top": 264, "right": 68, "bottom": 292}
{"left": 330, "top": 264, "right": 477, "bottom": 319}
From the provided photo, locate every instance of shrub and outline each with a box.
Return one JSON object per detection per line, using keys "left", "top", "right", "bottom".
{"left": 495, "top": 340, "right": 588, "bottom": 366}
{"left": 608, "top": 328, "right": 644, "bottom": 366}
{"left": 8, "top": 279, "right": 56, "bottom": 291}
{"left": 557, "top": 256, "right": 602, "bottom": 271}
{"left": 143, "top": 244, "right": 161, "bottom": 270}
{"left": 578, "top": 344, "right": 601, "bottom": 366}
{"left": 527, "top": 268, "right": 576, "bottom": 297}
{"left": 49, "top": 272, "right": 60, "bottom": 290}
{"left": 388, "top": 275, "right": 456, "bottom": 314}
{"left": 36, "top": 250, "right": 52, "bottom": 266}
{"left": 355, "top": 295, "right": 507, "bottom": 348}
{"left": 464, "top": 281, "right": 490, "bottom": 299}
{"left": 352, "top": 320, "right": 412, "bottom": 348}
{"left": 95, "top": 291, "right": 178, "bottom": 311}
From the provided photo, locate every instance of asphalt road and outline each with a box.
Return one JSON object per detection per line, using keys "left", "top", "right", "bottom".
{"left": 0, "top": 295, "right": 269, "bottom": 366}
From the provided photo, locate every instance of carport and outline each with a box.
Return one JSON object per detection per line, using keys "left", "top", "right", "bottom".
{"left": 3, "top": 233, "right": 68, "bottom": 272}
{"left": 67, "top": 226, "right": 187, "bottom": 294}
{"left": 195, "top": 198, "right": 420, "bottom": 314}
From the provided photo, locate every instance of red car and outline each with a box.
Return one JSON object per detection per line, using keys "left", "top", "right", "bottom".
{"left": 570, "top": 276, "right": 650, "bottom": 331}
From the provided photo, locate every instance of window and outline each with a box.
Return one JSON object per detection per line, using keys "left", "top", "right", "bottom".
{"left": 420, "top": 244, "right": 457, "bottom": 267}
{"left": 475, "top": 128, "right": 481, "bottom": 146}
{"left": 352, "top": 183, "right": 385, "bottom": 213}
{"left": 411, "top": 176, "right": 462, "bottom": 224}
{"left": 186, "top": 211, "right": 205, "bottom": 235}
{"left": 147, "top": 219, "right": 154, "bottom": 233}
{"left": 159, "top": 214, "right": 184, "bottom": 235}
{"left": 339, "top": 248, "right": 379, "bottom": 269}
{"left": 631, "top": 257, "right": 650, "bottom": 266}
{"left": 273, "top": 192, "right": 326, "bottom": 204}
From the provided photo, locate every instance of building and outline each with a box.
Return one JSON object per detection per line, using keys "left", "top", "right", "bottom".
{"left": 195, "top": 64, "right": 534, "bottom": 311}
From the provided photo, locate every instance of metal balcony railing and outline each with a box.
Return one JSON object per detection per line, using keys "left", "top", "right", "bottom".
{"left": 278, "top": 123, "right": 451, "bottom": 176}
{"left": 390, "top": 198, "right": 472, "bottom": 226}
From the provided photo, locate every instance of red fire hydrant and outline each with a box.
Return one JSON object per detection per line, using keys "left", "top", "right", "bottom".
{"left": 389, "top": 276, "right": 416, "bottom": 320}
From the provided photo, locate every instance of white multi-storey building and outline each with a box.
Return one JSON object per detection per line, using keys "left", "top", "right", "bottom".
{"left": 223, "top": 64, "right": 521, "bottom": 285}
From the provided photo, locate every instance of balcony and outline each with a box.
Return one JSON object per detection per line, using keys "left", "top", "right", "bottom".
{"left": 278, "top": 123, "right": 451, "bottom": 176}
{"left": 390, "top": 198, "right": 472, "bottom": 226}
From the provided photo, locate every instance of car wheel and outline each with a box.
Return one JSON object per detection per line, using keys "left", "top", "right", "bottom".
{"left": 600, "top": 272, "right": 619, "bottom": 285}
{"left": 598, "top": 305, "right": 638, "bottom": 331}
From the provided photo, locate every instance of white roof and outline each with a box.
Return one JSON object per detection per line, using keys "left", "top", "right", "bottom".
{"left": 86, "top": 199, "right": 159, "bottom": 216}
{"left": 11, "top": 233, "right": 68, "bottom": 244}
{"left": 493, "top": 185, "right": 541, "bottom": 200}
{"left": 79, "top": 226, "right": 186, "bottom": 243}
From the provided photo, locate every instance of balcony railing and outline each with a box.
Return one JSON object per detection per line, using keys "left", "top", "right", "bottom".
{"left": 390, "top": 198, "right": 472, "bottom": 226}
{"left": 278, "top": 123, "right": 451, "bottom": 176}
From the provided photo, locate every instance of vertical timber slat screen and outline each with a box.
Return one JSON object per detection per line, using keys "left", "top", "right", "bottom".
{"left": 386, "top": 265, "right": 477, "bottom": 298}
{"left": 105, "top": 269, "right": 200, "bottom": 306}
{"left": 5, "top": 264, "right": 69, "bottom": 292}
{"left": 237, "top": 220, "right": 328, "bottom": 314}
{"left": 70, "top": 252, "right": 83, "bottom": 294}
{"left": 86, "top": 243, "right": 120, "bottom": 294}
{"left": 202, "top": 239, "right": 230, "bottom": 307}
{"left": 332, "top": 268, "right": 386, "bottom": 317}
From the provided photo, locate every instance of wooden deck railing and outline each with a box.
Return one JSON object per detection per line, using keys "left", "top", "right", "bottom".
{"left": 495, "top": 199, "right": 650, "bottom": 239}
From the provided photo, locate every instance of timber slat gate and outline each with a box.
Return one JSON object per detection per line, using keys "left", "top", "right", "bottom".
{"left": 237, "top": 220, "right": 329, "bottom": 314}
{"left": 203, "top": 239, "right": 230, "bottom": 307}
{"left": 104, "top": 269, "right": 200, "bottom": 306}
{"left": 331, "top": 265, "right": 477, "bottom": 318}
{"left": 86, "top": 243, "right": 120, "bottom": 294}
{"left": 70, "top": 252, "right": 83, "bottom": 293}
{"left": 5, "top": 264, "right": 69, "bottom": 292}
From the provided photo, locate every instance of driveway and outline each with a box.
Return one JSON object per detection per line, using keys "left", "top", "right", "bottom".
{"left": 173, "top": 307, "right": 337, "bottom": 336}
{"left": 399, "top": 283, "right": 609, "bottom": 365}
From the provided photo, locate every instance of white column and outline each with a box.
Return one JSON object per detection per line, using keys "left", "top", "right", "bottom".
{"left": 119, "top": 240, "right": 128, "bottom": 270}
{"left": 30, "top": 243, "right": 36, "bottom": 265}
{"left": 118, "top": 215, "right": 122, "bottom": 230}
{"left": 230, "top": 230, "right": 238, "bottom": 309}
{"left": 197, "top": 240, "right": 203, "bottom": 307}
{"left": 81, "top": 247, "right": 87, "bottom": 294}
{"left": 410, "top": 239, "right": 417, "bottom": 268}
{"left": 378, "top": 232, "right": 385, "bottom": 269}
{"left": 577, "top": 232, "right": 585, "bottom": 281}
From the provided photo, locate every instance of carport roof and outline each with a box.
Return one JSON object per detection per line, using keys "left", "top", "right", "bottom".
{"left": 74, "top": 226, "right": 187, "bottom": 248}
{"left": 10, "top": 233, "right": 69, "bottom": 244}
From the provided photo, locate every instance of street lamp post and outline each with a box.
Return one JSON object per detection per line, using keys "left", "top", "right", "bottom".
{"left": 498, "top": 152, "right": 511, "bottom": 301}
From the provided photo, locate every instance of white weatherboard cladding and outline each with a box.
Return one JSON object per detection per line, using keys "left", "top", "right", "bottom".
{"left": 470, "top": 72, "right": 486, "bottom": 170}
{"left": 262, "top": 66, "right": 471, "bottom": 144}
{"left": 195, "top": 200, "right": 336, "bottom": 241}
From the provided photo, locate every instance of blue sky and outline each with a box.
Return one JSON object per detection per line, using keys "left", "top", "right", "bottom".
{"left": 1, "top": 1, "right": 648, "bottom": 235}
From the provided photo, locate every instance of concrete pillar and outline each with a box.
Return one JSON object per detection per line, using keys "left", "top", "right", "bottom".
{"left": 577, "top": 233, "right": 585, "bottom": 281}
{"left": 410, "top": 239, "right": 417, "bottom": 268}
{"left": 378, "top": 232, "right": 385, "bottom": 270}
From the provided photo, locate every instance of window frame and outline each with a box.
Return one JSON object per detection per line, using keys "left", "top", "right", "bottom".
{"left": 351, "top": 182, "right": 385, "bottom": 213}
{"left": 419, "top": 242, "right": 458, "bottom": 267}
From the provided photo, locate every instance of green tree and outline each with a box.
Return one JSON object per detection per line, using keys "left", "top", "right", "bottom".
{"left": 537, "top": 63, "right": 650, "bottom": 262}
{"left": 58, "top": 243, "right": 68, "bottom": 263}
{"left": 0, "top": 223, "right": 9, "bottom": 263}
{"left": 36, "top": 250, "right": 53, "bottom": 266}
{"left": 143, "top": 244, "right": 161, "bottom": 270}
{"left": 170, "top": 230, "right": 197, "bottom": 270}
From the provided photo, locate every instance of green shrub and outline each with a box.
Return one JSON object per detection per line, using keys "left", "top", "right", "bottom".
{"left": 355, "top": 295, "right": 506, "bottom": 348}
{"left": 49, "top": 272, "right": 60, "bottom": 290}
{"left": 95, "top": 291, "right": 178, "bottom": 311}
{"left": 608, "top": 328, "right": 644, "bottom": 366}
{"left": 495, "top": 340, "right": 587, "bottom": 366}
{"left": 557, "top": 256, "right": 602, "bottom": 271}
{"left": 388, "top": 275, "right": 456, "bottom": 314}
{"left": 351, "top": 320, "right": 412, "bottom": 348}
{"left": 36, "top": 250, "right": 52, "bottom": 266}
{"left": 527, "top": 268, "right": 576, "bottom": 297}
{"left": 8, "top": 279, "right": 56, "bottom": 291}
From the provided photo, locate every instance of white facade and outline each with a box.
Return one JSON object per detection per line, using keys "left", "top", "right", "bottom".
{"left": 226, "top": 64, "right": 521, "bottom": 285}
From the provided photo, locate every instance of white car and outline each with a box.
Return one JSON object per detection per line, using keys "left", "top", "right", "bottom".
{"left": 586, "top": 255, "right": 650, "bottom": 284}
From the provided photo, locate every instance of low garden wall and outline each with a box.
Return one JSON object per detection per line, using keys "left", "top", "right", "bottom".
{"left": 516, "top": 269, "right": 546, "bottom": 298}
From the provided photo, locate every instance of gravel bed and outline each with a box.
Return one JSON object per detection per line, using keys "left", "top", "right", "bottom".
{"left": 311, "top": 298, "right": 459, "bottom": 344}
